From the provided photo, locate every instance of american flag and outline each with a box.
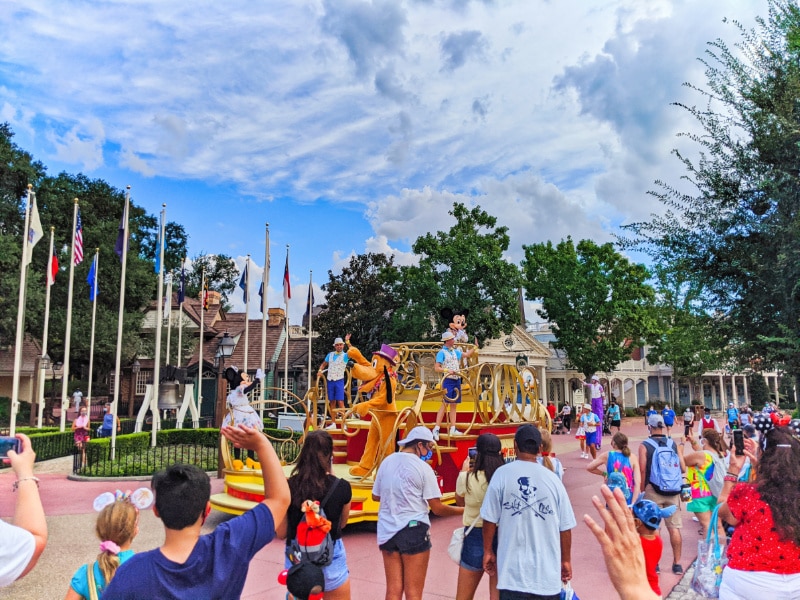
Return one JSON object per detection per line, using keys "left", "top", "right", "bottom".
{"left": 74, "top": 208, "right": 84, "bottom": 265}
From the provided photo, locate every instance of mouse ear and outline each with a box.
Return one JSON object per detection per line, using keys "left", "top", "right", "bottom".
{"left": 457, "top": 309, "right": 469, "bottom": 318}
{"left": 440, "top": 307, "right": 453, "bottom": 321}
{"left": 130, "top": 487, "right": 154, "bottom": 510}
{"left": 93, "top": 492, "right": 116, "bottom": 512}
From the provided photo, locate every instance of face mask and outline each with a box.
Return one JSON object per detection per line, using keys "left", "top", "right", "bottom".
{"left": 420, "top": 446, "right": 433, "bottom": 461}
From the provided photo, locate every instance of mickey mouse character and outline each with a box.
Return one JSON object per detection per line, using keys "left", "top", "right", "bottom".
{"left": 440, "top": 308, "right": 469, "bottom": 343}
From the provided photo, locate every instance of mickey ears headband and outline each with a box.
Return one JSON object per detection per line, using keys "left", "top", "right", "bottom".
{"left": 93, "top": 488, "right": 154, "bottom": 512}
{"left": 750, "top": 413, "right": 800, "bottom": 447}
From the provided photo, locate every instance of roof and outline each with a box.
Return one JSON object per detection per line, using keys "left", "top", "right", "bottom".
{"left": 0, "top": 334, "right": 43, "bottom": 375}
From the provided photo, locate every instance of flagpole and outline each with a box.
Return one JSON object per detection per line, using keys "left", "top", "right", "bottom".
{"left": 38, "top": 226, "right": 55, "bottom": 428}
{"left": 165, "top": 273, "right": 173, "bottom": 365}
{"left": 198, "top": 266, "right": 205, "bottom": 415}
{"left": 59, "top": 199, "right": 80, "bottom": 432}
{"left": 111, "top": 187, "right": 131, "bottom": 461}
{"left": 87, "top": 249, "right": 100, "bottom": 419}
{"left": 151, "top": 204, "right": 166, "bottom": 446}
{"left": 260, "top": 224, "right": 269, "bottom": 408}
{"left": 307, "top": 270, "right": 313, "bottom": 395}
{"left": 10, "top": 184, "right": 33, "bottom": 436}
{"left": 284, "top": 245, "right": 290, "bottom": 402}
{"left": 177, "top": 257, "right": 185, "bottom": 367}
{"left": 244, "top": 254, "right": 250, "bottom": 373}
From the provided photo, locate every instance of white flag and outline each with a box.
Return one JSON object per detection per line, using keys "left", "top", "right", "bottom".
{"left": 26, "top": 195, "right": 44, "bottom": 265}
{"left": 164, "top": 275, "right": 172, "bottom": 323}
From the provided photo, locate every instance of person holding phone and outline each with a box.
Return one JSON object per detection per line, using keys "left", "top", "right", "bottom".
{"left": 682, "top": 429, "right": 727, "bottom": 539}
{"left": 0, "top": 434, "right": 47, "bottom": 587}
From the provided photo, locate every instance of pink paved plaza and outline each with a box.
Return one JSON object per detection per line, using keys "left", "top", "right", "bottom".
{"left": 1, "top": 418, "right": 700, "bottom": 599}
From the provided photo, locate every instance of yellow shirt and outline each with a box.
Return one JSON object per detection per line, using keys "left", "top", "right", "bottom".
{"left": 456, "top": 470, "right": 488, "bottom": 527}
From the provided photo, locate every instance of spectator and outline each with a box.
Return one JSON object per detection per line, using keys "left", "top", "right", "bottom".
{"left": 318, "top": 335, "right": 351, "bottom": 420}
{"left": 607, "top": 400, "right": 621, "bottom": 434}
{"left": 683, "top": 406, "right": 695, "bottom": 438}
{"left": 587, "top": 432, "right": 640, "bottom": 505}
{"left": 546, "top": 401, "right": 556, "bottom": 423}
{"left": 0, "top": 434, "right": 47, "bottom": 587}
{"left": 726, "top": 402, "right": 741, "bottom": 433}
{"left": 481, "top": 424, "right": 576, "bottom": 600}
{"left": 682, "top": 428, "right": 727, "bottom": 539}
{"left": 72, "top": 405, "right": 90, "bottom": 468}
{"left": 717, "top": 427, "right": 800, "bottom": 598}
{"left": 638, "top": 415, "right": 686, "bottom": 575}
{"left": 560, "top": 403, "right": 572, "bottom": 433}
{"left": 65, "top": 488, "right": 152, "bottom": 599}
{"left": 537, "top": 429, "right": 564, "bottom": 480}
{"left": 455, "top": 434, "right": 504, "bottom": 600}
{"left": 372, "top": 425, "right": 463, "bottom": 600}
{"left": 661, "top": 404, "right": 676, "bottom": 437}
{"left": 278, "top": 430, "right": 352, "bottom": 600}
{"left": 97, "top": 403, "right": 120, "bottom": 438}
{"left": 102, "top": 425, "right": 290, "bottom": 599}
{"left": 72, "top": 388, "right": 83, "bottom": 413}
{"left": 583, "top": 486, "right": 660, "bottom": 600}
{"left": 631, "top": 496, "right": 677, "bottom": 597}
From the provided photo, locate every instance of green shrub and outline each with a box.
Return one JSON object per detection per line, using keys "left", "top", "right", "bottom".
{"left": 27, "top": 431, "right": 74, "bottom": 461}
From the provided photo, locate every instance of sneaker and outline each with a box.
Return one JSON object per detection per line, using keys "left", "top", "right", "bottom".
{"left": 655, "top": 565, "right": 660, "bottom": 574}
{"left": 449, "top": 426, "right": 459, "bottom": 436}
{"left": 325, "top": 423, "right": 337, "bottom": 430}
{"left": 432, "top": 426, "right": 440, "bottom": 441}
{"left": 672, "top": 564, "right": 683, "bottom": 575}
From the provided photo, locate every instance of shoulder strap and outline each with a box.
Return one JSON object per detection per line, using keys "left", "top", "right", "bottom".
{"left": 86, "top": 562, "right": 100, "bottom": 600}
{"left": 320, "top": 477, "right": 339, "bottom": 510}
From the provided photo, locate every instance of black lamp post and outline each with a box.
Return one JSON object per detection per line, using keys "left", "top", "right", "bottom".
{"left": 215, "top": 332, "right": 236, "bottom": 477}
{"left": 50, "top": 360, "right": 63, "bottom": 424}
{"left": 37, "top": 354, "right": 51, "bottom": 427}
{"left": 129, "top": 359, "right": 141, "bottom": 418}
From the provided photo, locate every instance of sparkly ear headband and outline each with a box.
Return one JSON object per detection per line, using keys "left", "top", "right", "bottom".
{"left": 93, "top": 488, "right": 154, "bottom": 512}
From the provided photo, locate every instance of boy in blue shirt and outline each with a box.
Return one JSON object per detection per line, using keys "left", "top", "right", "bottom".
{"left": 661, "top": 404, "right": 676, "bottom": 437}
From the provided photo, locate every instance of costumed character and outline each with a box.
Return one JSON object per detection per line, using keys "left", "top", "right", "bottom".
{"left": 440, "top": 307, "right": 470, "bottom": 343}
{"left": 432, "top": 330, "right": 476, "bottom": 440}
{"left": 317, "top": 334, "right": 351, "bottom": 417}
{"left": 583, "top": 375, "right": 606, "bottom": 449}
{"left": 222, "top": 366, "right": 265, "bottom": 464}
{"left": 346, "top": 341, "right": 399, "bottom": 477}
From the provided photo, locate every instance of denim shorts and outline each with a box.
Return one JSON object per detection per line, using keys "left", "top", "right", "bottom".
{"left": 378, "top": 522, "right": 431, "bottom": 555}
{"left": 284, "top": 538, "right": 349, "bottom": 592}
{"left": 460, "top": 525, "right": 498, "bottom": 572}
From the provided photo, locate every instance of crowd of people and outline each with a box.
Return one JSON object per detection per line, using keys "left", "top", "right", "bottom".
{"left": 3, "top": 370, "right": 800, "bottom": 599}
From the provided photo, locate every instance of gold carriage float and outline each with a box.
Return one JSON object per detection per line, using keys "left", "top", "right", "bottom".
{"left": 210, "top": 341, "right": 552, "bottom": 524}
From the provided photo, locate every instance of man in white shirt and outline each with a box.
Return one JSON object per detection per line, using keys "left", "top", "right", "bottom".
{"left": 481, "top": 424, "right": 576, "bottom": 600}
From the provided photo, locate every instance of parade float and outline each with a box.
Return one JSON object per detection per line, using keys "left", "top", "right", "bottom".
{"left": 210, "top": 340, "right": 551, "bottom": 524}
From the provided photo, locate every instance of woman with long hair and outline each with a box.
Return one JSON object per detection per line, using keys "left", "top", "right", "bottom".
{"left": 717, "top": 426, "right": 800, "bottom": 598}
{"left": 682, "top": 428, "right": 728, "bottom": 537}
{"left": 587, "top": 432, "right": 640, "bottom": 505}
{"left": 65, "top": 494, "right": 142, "bottom": 599}
{"left": 72, "top": 406, "right": 90, "bottom": 468}
{"left": 455, "top": 433, "right": 505, "bottom": 600}
{"left": 373, "top": 426, "right": 464, "bottom": 600}
{"left": 537, "top": 429, "right": 564, "bottom": 480}
{"left": 277, "top": 430, "right": 352, "bottom": 600}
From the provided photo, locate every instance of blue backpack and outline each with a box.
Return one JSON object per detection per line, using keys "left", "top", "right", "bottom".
{"left": 645, "top": 437, "right": 682, "bottom": 496}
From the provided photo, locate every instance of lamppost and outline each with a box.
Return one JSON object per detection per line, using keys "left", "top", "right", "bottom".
{"left": 129, "top": 359, "right": 141, "bottom": 418}
{"left": 37, "top": 354, "right": 51, "bottom": 428}
{"left": 215, "top": 332, "right": 236, "bottom": 477}
{"left": 50, "top": 360, "right": 63, "bottom": 425}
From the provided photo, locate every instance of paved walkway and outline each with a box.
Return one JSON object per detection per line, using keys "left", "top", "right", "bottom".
{"left": 1, "top": 419, "right": 702, "bottom": 599}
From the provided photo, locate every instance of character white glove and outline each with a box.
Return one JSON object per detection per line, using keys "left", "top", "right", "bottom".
{"left": 255, "top": 368, "right": 265, "bottom": 381}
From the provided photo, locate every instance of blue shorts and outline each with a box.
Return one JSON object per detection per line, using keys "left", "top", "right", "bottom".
{"left": 585, "top": 429, "right": 600, "bottom": 447}
{"left": 284, "top": 538, "right": 349, "bottom": 592}
{"left": 460, "top": 525, "right": 498, "bottom": 572}
{"left": 327, "top": 379, "right": 346, "bottom": 402}
{"left": 442, "top": 378, "right": 462, "bottom": 404}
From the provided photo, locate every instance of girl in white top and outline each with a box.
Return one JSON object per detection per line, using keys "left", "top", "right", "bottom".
{"left": 536, "top": 429, "right": 564, "bottom": 480}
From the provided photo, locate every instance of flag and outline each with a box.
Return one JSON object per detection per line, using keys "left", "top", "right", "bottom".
{"left": 26, "top": 195, "right": 44, "bottom": 265}
{"left": 49, "top": 253, "right": 59, "bottom": 286}
{"left": 282, "top": 254, "right": 291, "bottom": 304}
{"left": 307, "top": 284, "right": 315, "bottom": 309}
{"left": 164, "top": 280, "right": 172, "bottom": 323}
{"left": 114, "top": 211, "right": 125, "bottom": 262}
{"left": 258, "top": 282, "right": 264, "bottom": 314}
{"left": 74, "top": 208, "right": 84, "bottom": 265}
{"left": 203, "top": 279, "right": 209, "bottom": 311}
{"left": 239, "top": 263, "right": 248, "bottom": 302}
{"left": 177, "top": 264, "right": 186, "bottom": 304}
{"left": 87, "top": 254, "right": 99, "bottom": 302}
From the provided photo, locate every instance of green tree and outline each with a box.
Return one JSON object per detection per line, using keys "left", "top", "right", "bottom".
{"left": 313, "top": 252, "right": 401, "bottom": 364}
{"left": 622, "top": 0, "right": 800, "bottom": 408}
{"left": 185, "top": 253, "right": 239, "bottom": 308}
{"left": 521, "top": 237, "right": 657, "bottom": 377}
{"left": 391, "top": 203, "right": 521, "bottom": 343}
{"left": 748, "top": 373, "right": 771, "bottom": 409}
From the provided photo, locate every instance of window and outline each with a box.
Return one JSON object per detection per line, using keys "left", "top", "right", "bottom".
{"left": 135, "top": 370, "right": 153, "bottom": 395}
{"left": 278, "top": 377, "right": 295, "bottom": 393}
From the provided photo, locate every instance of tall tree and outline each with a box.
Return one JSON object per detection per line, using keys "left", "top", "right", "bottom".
{"left": 313, "top": 252, "right": 400, "bottom": 364}
{"left": 622, "top": 0, "right": 800, "bottom": 406}
{"left": 521, "top": 237, "right": 657, "bottom": 377}
{"left": 391, "top": 203, "right": 521, "bottom": 343}
{"left": 185, "top": 252, "right": 239, "bottom": 308}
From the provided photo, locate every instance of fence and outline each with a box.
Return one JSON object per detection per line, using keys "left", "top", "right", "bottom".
{"left": 74, "top": 440, "right": 219, "bottom": 477}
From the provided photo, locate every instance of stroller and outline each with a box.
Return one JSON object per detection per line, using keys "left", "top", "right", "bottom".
{"left": 552, "top": 413, "right": 566, "bottom": 434}
{"left": 602, "top": 409, "right": 613, "bottom": 435}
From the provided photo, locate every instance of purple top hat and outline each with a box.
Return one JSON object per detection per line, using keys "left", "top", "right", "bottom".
{"left": 373, "top": 344, "right": 399, "bottom": 365}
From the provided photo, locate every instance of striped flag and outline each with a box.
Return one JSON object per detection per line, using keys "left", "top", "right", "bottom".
{"left": 203, "top": 279, "right": 209, "bottom": 311}
{"left": 74, "top": 208, "right": 84, "bottom": 265}
{"left": 282, "top": 253, "right": 291, "bottom": 304}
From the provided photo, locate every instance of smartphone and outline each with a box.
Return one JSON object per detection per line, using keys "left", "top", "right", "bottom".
{"left": 0, "top": 436, "right": 20, "bottom": 463}
{"left": 684, "top": 424, "right": 691, "bottom": 438}
{"left": 468, "top": 447, "right": 477, "bottom": 459}
{"left": 733, "top": 429, "right": 744, "bottom": 456}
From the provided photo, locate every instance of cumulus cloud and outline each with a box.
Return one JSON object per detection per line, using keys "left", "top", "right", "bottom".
{"left": 47, "top": 119, "right": 106, "bottom": 171}
{"left": 440, "top": 30, "right": 487, "bottom": 72}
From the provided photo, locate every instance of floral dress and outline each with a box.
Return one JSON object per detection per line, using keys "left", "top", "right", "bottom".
{"left": 222, "top": 381, "right": 263, "bottom": 430}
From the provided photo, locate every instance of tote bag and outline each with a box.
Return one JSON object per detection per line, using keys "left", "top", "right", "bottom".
{"left": 448, "top": 515, "right": 480, "bottom": 564}
{"left": 690, "top": 504, "right": 727, "bottom": 598}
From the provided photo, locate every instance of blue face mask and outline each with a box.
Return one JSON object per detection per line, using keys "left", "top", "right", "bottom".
{"left": 420, "top": 446, "right": 433, "bottom": 461}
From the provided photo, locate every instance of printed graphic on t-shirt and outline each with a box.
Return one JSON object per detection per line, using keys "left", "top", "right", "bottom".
{"left": 501, "top": 476, "right": 554, "bottom": 520}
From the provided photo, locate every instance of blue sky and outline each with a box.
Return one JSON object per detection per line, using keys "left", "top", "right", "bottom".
{"left": 0, "top": 0, "right": 762, "bottom": 324}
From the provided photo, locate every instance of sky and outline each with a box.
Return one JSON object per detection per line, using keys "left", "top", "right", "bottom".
{"left": 0, "top": 0, "right": 764, "bottom": 325}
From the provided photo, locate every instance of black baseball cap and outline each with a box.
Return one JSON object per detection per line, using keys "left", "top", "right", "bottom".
{"left": 514, "top": 424, "right": 542, "bottom": 454}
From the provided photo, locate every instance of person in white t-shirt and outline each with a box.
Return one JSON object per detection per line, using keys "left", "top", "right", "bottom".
{"left": 0, "top": 434, "right": 47, "bottom": 588}
{"left": 481, "top": 424, "right": 577, "bottom": 600}
{"left": 373, "top": 426, "right": 464, "bottom": 600}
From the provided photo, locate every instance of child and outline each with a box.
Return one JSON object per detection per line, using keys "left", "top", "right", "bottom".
{"left": 631, "top": 496, "right": 678, "bottom": 597}
{"left": 575, "top": 418, "right": 587, "bottom": 458}
{"left": 537, "top": 429, "right": 564, "bottom": 480}
{"left": 65, "top": 488, "right": 153, "bottom": 599}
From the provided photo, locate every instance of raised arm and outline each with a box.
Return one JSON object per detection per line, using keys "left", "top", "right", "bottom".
{"left": 8, "top": 434, "right": 47, "bottom": 582}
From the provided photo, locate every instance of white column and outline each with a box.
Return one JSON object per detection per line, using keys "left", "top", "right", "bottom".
{"left": 719, "top": 374, "right": 726, "bottom": 409}
{"left": 564, "top": 375, "right": 569, "bottom": 405}
{"left": 539, "top": 365, "right": 547, "bottom": 405}
{"left": 743, "top": 375, "right": 749, "bottom": 405}
{"left": 772, "top": 374, "right": 779, "bottom": 403}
